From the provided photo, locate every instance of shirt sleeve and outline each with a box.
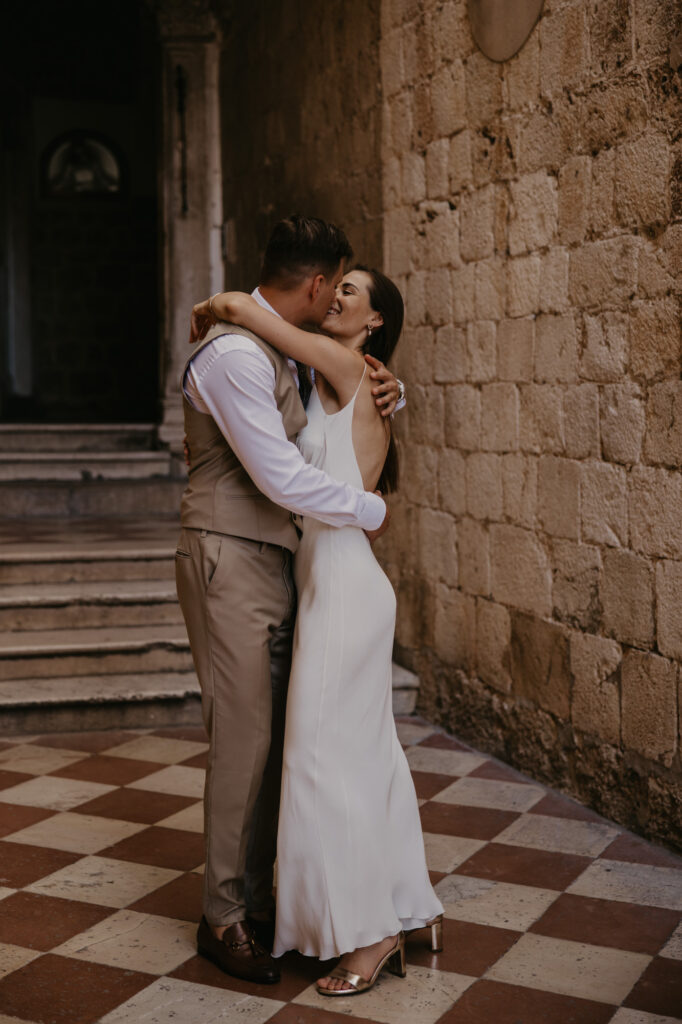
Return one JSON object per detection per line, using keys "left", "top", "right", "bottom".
{"left": 186, "top": 339, "right": 386, "bottom": 531}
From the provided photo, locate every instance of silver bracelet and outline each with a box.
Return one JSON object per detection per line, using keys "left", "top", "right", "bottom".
{"left": 208, "top": 293, "right": 220, "bottom": 319}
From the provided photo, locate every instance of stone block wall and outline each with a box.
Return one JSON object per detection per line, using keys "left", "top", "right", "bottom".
{"left": 378, "top": 0, "right": 682, "bottom": 846}
{"left": 217, "top": 0, "right": 383, "bottom": 287}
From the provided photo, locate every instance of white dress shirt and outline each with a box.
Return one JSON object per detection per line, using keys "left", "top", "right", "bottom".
{"left": 183, "top": 289, "right": 385, "bottom": 531}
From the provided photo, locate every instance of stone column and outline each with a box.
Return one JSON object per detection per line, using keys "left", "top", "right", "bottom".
{"left": 154, "top": 0, "right": 224, "bottom": 452}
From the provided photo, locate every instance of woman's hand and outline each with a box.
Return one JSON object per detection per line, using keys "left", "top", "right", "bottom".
{"left": 364, "top": 354, "right": 402, "bottom": 417}
{"left": 189, "top": 299, "right": 215, "bottom": 344}
{"left": 189, "top": 292, "right": 255, "bottom": 344}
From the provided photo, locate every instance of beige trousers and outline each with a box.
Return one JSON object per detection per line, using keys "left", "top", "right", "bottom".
{"left": 175, "top": 527, "right": 295, "bottom": 927}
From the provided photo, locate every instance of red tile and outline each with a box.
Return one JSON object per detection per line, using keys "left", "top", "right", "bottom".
{"left": 406, "top": 917, "right": 519, "bottom": 976}
{"left": 411, "top": 770, "right": 459, "bottom": 800}
{"left": 455, "top": 843, "right": 591, "bottom": 890}
{"left": 0, "top": 841, "right": 80, "bottom": 888}
{"left": 0, "top": 953, "right": 152, "bottom": 1024}
{"left": 129, "top": 871, "right": 203, "bottom": 921}
{"left": 74, "top": 787, "right": 196, "bottom": 824}
{"left": 50, "top": 755, "right": 167, "bottom": 786}
{"left": 0, "top": 892, "right": 113, "bottom": 950}
{"left": 429, "top": 869, "right": 447, "bottom": 886}
{"left": 100, "top": 825, "right": 205, "bottom": 871}
{"left": 0, "top": 769, "right": 33, "bottom": 790}
{"left": 436, "top": 979, "right": 614, "bottom": 1024}
{"left": 181, "top": 750, "right": 208, "bottom": 769}
{"left": 153, "top": 725, "right": 208, "bottom": 742}
{"left": 268, "top": 1005, "right": 380, "bottom": 1024}
{"left": 171, "top": 948, "right": 325, "bottom": 1002}
{"left": 31, "top": 730, "right": 137, "bottom": 753}
{"left": 600, "top": 832, "right": 682, "bottom": 869}
{"left": 529, "top": 791, "right": 608, "bottom": 824}
{"left": 0, "top": 801, "right": 55, "bottom": 839}
{"left": 469, "top": 760, "right": 530, "bottom": 784}
{"left": 623, "top": 956, "right": 682, "bottom": 1018}
{"left": 420, "top": 801, "right": 519, "bottom": 840}
{"left": 530, "top": 893, "right": 681, "bottom": 955}
{"left": 419, "top": 733, "right": 472, "bottom": 752}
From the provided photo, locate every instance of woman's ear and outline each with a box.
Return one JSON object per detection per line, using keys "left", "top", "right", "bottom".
{"left": 369, "top": 313, "right": 384, "bottom": 330}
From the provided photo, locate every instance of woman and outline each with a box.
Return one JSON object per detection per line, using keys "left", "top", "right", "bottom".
{"left": 194, "top": 267, "right": 443, "bottom": 996}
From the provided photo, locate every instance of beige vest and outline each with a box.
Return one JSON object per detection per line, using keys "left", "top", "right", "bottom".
{"left": 180, "top": 322, "right": 308, "bottom": 551}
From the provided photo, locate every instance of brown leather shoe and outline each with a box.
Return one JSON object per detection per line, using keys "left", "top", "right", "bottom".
{"left": 246, "top": 915, "right": 276, "bottom": 952}
{"left": 197, "top": 916, "right": 280, "bottom": 984}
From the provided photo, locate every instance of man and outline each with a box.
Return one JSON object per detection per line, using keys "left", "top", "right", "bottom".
{"left": 176, "top": 216, "right": 399, "bottom": 984}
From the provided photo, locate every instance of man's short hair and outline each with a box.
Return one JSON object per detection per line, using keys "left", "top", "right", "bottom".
{"left": 260, "top": 215, "right": 354, "bottom": 287}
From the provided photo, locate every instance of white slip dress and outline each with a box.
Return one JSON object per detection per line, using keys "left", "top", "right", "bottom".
{"left": 273, "top": 368, "right": 443, "bottom": 960}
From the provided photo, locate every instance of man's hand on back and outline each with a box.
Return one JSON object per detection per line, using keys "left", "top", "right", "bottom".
{"left": 364, "top": 492, "right": 390, "bottom": 544}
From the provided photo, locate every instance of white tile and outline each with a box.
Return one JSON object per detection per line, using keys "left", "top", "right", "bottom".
{"left": 56, "top": 911, "right": 196, "bottom": 974}
{"left": 0, "top": 744, "right": 87, "bottom": 776}
{"left": 435, "top": 874, "right": 558, "bottom": 930}
{"left": 395, "top": 722, "right": 437, "bottom": 746}
{"left": 487, "top": 932, "right": 650, "bottom": 1004}
{"left": 495, "top": 813, "right": 620, "bottom": 858}
{"left": 7, "top": 812, "right": 146, "bottom": 854}
{"left": 98, "top": 977, "right": 284, "bottom": 1023}
{"left": 405, "top": 746, "right": 487, "bottom": 776}
{"left": 105, "top": 736, "right": 208, "bottom": 765}
{"left": 568, "top": 859, "right": 682, "bottom": 911}
{"left": 294, "top": 965, "right": 474, "bottom": 1024}
{"left": 660, "top": 919, "right": 682, "bottom": 960}
{"left": 610, "top": 1011, "right": 682, "bottom": 1024}
{"left": 127, "top": 766, "right": 204, "bottom": 799}
{"left": 0, "top": 775, "right": 115, "bottom": 811}
{"left": 0, "top": 1015, "right": 40, "bottom": 1024}
{"left": 423, "top": 833, "right": 487, "bottom": 874}
{"left": 0, "top": 942, "right": 41, "bottom": 979}
{"left": 0, "top": 888, "right": 15, "bottom": 903}
{"left": 435, "top": 776, "right": 545, "bottom": 812}
{"left": 156, "top": 802, "right": 204, "bottom": 833}
{"left": 26, "top": 855, "right": 180, "bottom": 908}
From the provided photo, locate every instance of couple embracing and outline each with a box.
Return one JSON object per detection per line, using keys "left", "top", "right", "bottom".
{"left": 176, "top": 215, "right": 443, "bottom": 997}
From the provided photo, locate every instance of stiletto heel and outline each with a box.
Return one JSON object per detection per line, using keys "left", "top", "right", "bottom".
{"left": 428, "top": 914, "right": 443, "bottom": 953}
{"left": 317, "top": 932, "right": 406, "bottom": 996}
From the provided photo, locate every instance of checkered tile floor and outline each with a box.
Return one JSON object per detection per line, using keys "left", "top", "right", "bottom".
{"left": 0, "top": 719, "right": 680, "bottom": 1024}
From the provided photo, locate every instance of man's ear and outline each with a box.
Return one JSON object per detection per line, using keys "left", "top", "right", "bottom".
{"left": 310, "top": 273, "right": 326, "bottom": 302}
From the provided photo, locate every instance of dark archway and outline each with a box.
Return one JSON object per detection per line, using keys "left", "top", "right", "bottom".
{"left": 1, "top": 0, "right": 160, "bottom": 423}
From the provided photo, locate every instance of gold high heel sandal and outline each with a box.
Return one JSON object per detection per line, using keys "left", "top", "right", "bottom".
{"left": 427, "top": 914, "right": 443, "bottom": 953}
{"left": 317, "top": 932, "right": 406, "bottom": 997}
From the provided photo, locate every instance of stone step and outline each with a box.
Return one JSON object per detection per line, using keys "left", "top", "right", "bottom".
{"left": 0, "top": 546, "right": 177, "bottom": 584}
{"left": 0, "top": 423, "right": 157, "bottom": 453}
{"left": 0, "top": 579, "right": 183, "bottom": 630}
{"left": 0, "top": 670, "right": 202, "bottom": 734}
{"left": 0, "top": 623, "right": 193, "bottom": 680}
{"left": 0, "top": 451, "right": 172, "bottom": 482}
{"left": 0, "top": 662, "right": 419, "bottom": 734}
{"left": 0, "top": 478, "right": 186, "bottom": 519}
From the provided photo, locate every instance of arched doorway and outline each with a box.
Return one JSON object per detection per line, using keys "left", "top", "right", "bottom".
{"left": 1, "top": 0, "right": 160, "bottom": 423}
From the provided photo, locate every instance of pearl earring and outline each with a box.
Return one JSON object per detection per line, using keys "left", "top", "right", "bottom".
{"left": 367, "top": 325, "right": 373, "bottom": 335}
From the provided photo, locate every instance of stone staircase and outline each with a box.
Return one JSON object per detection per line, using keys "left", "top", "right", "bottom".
{"left": 0, "top": 423, "right": 420, "bottom": 732}
{"left": 0, "top": 424, "right": 186, "bottom": 517}
{"left": 0, "top": 519, "right": 200, "bottom": 733}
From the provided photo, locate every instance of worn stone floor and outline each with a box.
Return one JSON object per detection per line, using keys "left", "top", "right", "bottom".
{"left": 0, "top": 717, "right": 680, "bottom": 1024}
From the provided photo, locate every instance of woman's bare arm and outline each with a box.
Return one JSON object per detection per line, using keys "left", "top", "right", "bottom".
{"left": 192, "top": 292, "right": 363, "bottom": 401}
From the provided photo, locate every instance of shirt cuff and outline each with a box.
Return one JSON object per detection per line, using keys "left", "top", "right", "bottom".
{"left": 359, "top": 491, "right": 386, "bottom": 531}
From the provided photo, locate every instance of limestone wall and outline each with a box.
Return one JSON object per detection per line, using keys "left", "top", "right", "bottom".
{"left": 217, "top": 0, "right": 383, "bottom": 287}
{"left": 378, "top": 0, "right": 682, "bottom": 846}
